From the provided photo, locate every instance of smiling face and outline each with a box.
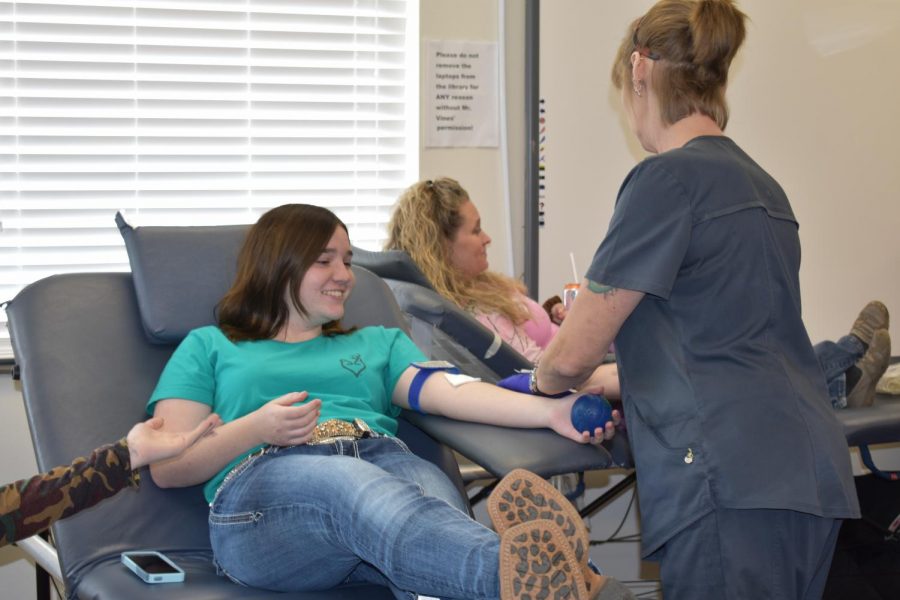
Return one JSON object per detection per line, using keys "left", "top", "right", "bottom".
{"left": 446, "top": 200, "right": 491, "bottom": 280}
{"left": 289, "top": 226, "right": 355, "bottom": 332}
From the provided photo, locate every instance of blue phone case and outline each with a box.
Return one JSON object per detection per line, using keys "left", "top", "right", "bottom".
{"left": 121, "top": 551, "right": 185, "bottom": 584}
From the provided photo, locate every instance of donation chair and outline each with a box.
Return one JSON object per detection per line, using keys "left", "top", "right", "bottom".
{"left": 6, "top": 215, "right": 617, "bottom": 599}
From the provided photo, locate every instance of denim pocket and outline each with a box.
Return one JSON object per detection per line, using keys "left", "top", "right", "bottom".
{"left": 209, "top": 510, "right": 263, "bottom": 526}
{"left": 210, "top": 447, "right": 269, "bottom": 508}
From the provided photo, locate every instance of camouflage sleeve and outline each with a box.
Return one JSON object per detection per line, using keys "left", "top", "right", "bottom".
{"left": 0, "top": 438, "right": 140, "bottom": 547}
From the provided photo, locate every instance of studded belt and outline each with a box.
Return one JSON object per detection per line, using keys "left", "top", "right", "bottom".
{"left": 307, "top": 418, "right": 374, "bottom": 445}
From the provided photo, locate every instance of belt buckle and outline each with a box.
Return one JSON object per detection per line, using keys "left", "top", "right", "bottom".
{"left": 307, "top": 418, "right": 372, "bottom": 445}
{"left": 353, "top": 418, "right": 372, "bottom": 437}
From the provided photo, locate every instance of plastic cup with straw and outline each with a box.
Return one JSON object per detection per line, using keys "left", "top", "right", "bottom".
{"left": 563, "top": 252, "right": 580, "bottom": 309}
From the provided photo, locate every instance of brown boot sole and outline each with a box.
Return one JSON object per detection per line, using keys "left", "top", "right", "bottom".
{"left": 500, "top": 520, "right": 589, "bottom": 600}
{"left": 489, "top": 469, "right": 592, "bottom": 588}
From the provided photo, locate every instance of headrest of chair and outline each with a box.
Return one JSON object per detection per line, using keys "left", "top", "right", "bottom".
{"left": 351, "top": 246, "right": 434, "bottom": 289}
{"left": 116, "top": 212, "right": 250, "bottom": 344}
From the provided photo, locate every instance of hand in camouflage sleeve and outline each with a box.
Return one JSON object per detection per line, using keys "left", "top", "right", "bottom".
{"left": 0, "top": 414, "right": 221, "bottom": 547}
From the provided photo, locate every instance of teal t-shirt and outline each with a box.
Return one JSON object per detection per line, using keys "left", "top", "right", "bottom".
{"left": 147, "top": 325, "right": 426, "bottom": 502}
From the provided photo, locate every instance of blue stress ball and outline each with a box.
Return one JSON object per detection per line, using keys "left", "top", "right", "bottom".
{"left": 570, "top": 394, "right": 613, "bottom": 435}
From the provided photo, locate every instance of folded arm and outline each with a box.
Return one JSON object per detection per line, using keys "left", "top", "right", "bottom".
{"left": 149, "top": 393, "right": 321, "bottom": 488}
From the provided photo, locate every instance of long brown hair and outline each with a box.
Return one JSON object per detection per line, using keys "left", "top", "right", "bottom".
{"left": 386, "top": 177, "right": 529, "bottom": 324}
{"left": 218, "top": 204, "right": 351, "bottom": 341}
{"left": 612, "top": 0, "right": 747, "bottom": 129}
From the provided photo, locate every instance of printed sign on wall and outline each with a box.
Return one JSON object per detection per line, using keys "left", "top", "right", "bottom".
{"left": 424, "top": 40, "right": 498, "bottom": 147}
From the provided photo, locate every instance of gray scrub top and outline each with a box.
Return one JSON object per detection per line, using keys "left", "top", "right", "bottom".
{"left": 587, "top": 136, "right": 859, "bottom": 557}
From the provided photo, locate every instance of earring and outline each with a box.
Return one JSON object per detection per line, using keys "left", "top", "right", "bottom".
{"left": 632, "top": 80, "right": 644, "bottom": 97}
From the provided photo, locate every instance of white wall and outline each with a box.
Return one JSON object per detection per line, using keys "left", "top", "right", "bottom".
{"left": 419, "top": 0, "right": 526, "bottom": 278}
{"left": 538, "top": 0, "right": 900, "bottom": 345}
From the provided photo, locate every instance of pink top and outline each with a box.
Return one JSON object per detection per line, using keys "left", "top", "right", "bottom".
{"left": 473, "top": 293, "right": 558, "bottom": 364}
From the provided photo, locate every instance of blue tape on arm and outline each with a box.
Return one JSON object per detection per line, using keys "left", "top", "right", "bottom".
{"left": 408, "top": 369, "right": 433, "bottom": 414}
{"left": 407, "top": 364, "right": 459, "bottom": 414}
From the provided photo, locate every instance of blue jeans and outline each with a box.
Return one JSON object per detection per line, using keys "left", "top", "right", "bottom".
{"left": 814, "top": 335, "right": 865, "bottom": 409}
{"left": 209, "top": 436, "right": 501, "bottom": 599}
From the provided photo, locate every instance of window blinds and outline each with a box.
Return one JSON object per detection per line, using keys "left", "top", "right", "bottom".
{"left": 0, "top": 0, "right": 418, "bottom": 358}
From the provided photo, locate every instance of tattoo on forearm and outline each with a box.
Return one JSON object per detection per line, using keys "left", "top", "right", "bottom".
{"left": 587, "top": 279, "right": 618, "bottom": 296}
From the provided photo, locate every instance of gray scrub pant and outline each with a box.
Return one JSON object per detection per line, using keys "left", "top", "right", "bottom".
{"left": 655, "top": 508, "right": 842, "bottom": 600}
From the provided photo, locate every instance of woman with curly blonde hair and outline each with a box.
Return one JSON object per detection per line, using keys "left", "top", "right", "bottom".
{"left": 386, "top": 177, "right": 619, "bottom": 398}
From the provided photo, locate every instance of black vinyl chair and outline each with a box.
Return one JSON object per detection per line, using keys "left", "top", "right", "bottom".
{"left": 5, "top": 214, "right": 617, "bottom": 599}
{"left": 351, "top": 246, "right": 534, "bottom": 382}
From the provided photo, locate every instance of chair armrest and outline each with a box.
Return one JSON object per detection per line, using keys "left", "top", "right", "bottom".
{"left": 402, "top": 411, "right": 621, "bottom": 478}
{"left": 17, "top": 535, "right": 62, "bottom": 581}
{"left": 836, "top": 393, "right": 900, "bottom": 447}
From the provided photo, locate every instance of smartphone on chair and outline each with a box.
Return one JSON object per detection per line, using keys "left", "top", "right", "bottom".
{"left": 121, "top": 551, "right": 185, "bottom": 584}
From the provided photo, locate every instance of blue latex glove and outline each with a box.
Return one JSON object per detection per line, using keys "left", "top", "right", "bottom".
{"left": 496, "top": 371, "right": 568, "bottom": 398}
{"left": 496, "top": 371, "right": 531, "bottom": 394}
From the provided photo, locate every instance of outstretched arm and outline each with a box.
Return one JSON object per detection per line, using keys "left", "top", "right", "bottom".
{"left": 0, "top": 414, "right": 221, "bottom": 548}
{"left": 127, "top": 413, "right": 223, "bottom": 469}
{"left": 149, "top": 393, "right": 321, "bottom": 488}
{"left": 391, "top": 368, "right": 618, "bottom": 443}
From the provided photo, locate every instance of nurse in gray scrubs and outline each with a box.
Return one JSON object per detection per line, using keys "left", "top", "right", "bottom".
{"left": 533, "top": 1, "right": 860, "bottom": 598}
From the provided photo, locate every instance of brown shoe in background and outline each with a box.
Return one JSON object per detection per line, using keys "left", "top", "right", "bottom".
{"left": 850, "top": 301, "right": 890, "bottom": 348}
{"left": 847, "top": 329, "right": 891, "bottom": 408}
